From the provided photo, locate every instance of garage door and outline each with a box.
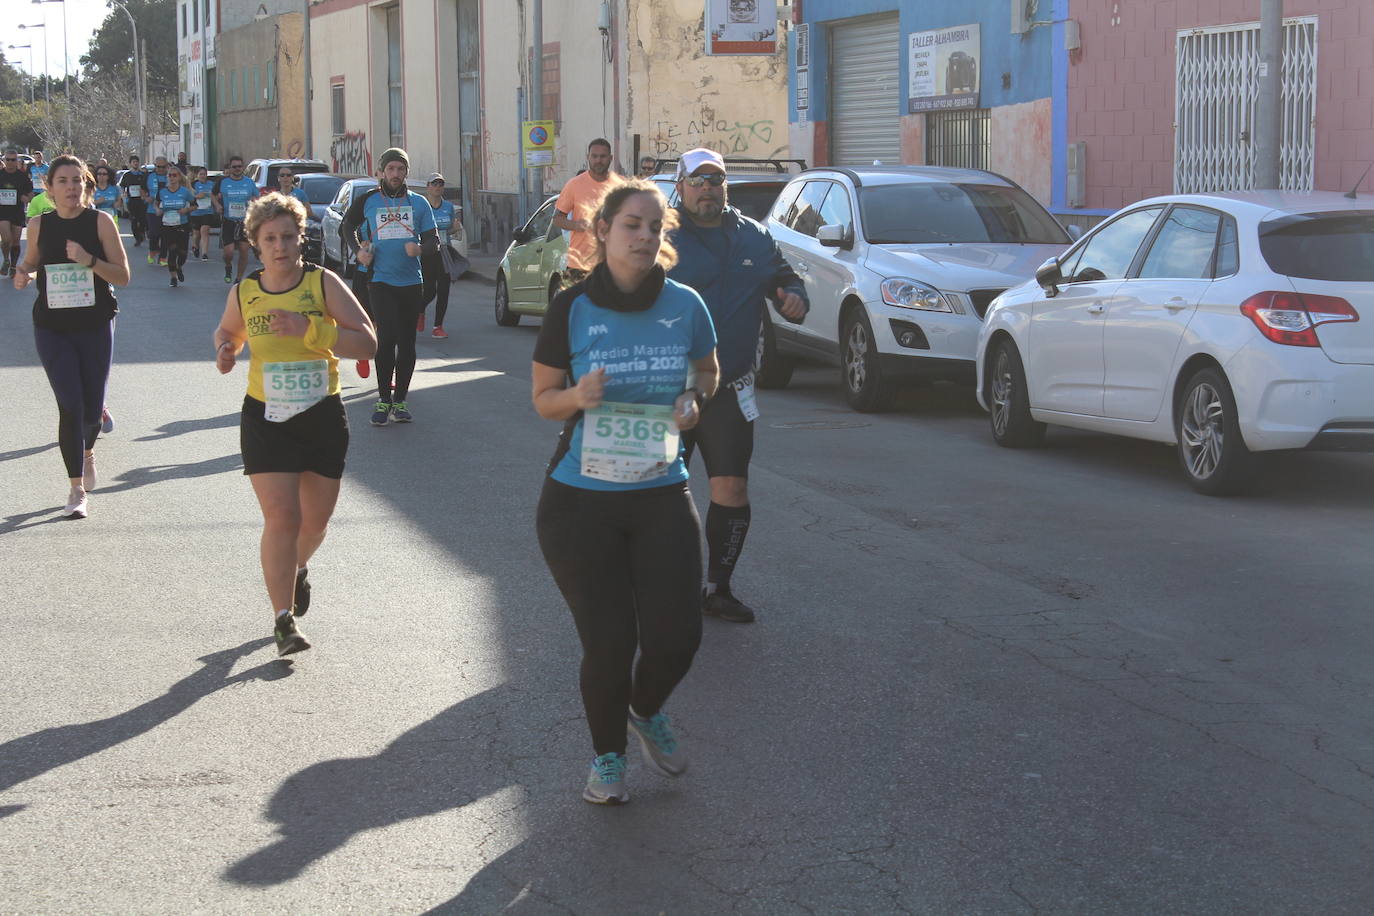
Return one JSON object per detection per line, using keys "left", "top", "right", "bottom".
{"left": 829, "top": 15, "right": 901, "bottom": 166}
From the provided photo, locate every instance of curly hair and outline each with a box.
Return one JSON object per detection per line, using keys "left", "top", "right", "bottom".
{"left": 592, "top": 179, "right": 679, "bottom": 271}
{"left": 244, "top": 191, "right": 308, "bottom": 245}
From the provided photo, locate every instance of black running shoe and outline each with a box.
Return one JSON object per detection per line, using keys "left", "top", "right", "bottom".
{"left": 274, "top": 612, "right": 311, "bottom": 657}
{"left": 703, "top": 590, "right": 756, "bottom": 623}
{"left": 169, "top": 276, "right": 178, "bottom": 287}
{"left": 293, "top": 567, "right": 311, "bottom": 616}
{"left": 176, "top": 268, "right": 185, "bottom": 283}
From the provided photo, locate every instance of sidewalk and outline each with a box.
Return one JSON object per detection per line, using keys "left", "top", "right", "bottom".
{"left": 461, "top": 253, "right": 501, "bottom": 286}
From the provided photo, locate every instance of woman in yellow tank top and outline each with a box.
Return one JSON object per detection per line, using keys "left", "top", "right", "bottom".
{"left": 213, "top": 192, "right": 377, "bottom": 657}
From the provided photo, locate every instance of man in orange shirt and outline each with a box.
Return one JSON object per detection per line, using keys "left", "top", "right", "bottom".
{"left": 552, "top": 138, "right": 625, "bottom": 285}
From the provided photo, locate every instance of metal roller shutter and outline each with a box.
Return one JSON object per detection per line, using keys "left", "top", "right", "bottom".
{"left": 829, "top": 15, "right": 901, "bottom": 166}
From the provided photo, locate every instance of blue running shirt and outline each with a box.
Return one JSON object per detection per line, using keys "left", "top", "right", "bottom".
{"left": 217, "top": 175, "right": 259, "bottom": 221}
{"left": 93, "top": 185, "right": 119, "bottom": 214}
{"left": 156, "top": 185, "right": 195, "bottom": 225}
{"left": 534, "top": 277, "right": 717, "bottom": 491}
{"left": 430, "top": 199, "right": 457, "bottom": 244}
{"left": 355, "top": 188, "right": 436, "bottom": 287}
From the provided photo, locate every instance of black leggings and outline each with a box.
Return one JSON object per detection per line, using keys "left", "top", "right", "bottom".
{"left": 536, "top": 477, "right": 704, "bottom": 757}
{"left": 34, "top": 321, "right": 114, "bottom": 479}
{"left": 368, "top": 281, "right": 423, "bottom": 401}
{"left": 162, "top": 225, "right": 189, "bottom": 271}
{"left": 421, "top": 252, "right": 451, "bottom": 327}
{"left": 126, "top": 199, "right": 147, "bottom": 243}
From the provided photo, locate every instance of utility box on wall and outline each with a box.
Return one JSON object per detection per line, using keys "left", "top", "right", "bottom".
{"left": 1066, "top": 140, "right": 1085, "bottom": 207}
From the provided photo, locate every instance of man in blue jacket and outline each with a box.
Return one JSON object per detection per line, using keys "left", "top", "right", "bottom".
{"left": 668, "top": 148, "right": 808, "bottom": 624}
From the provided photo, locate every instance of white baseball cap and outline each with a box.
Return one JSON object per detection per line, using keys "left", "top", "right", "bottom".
{"left": 676, "top": 148, "right": 726, "bottom": 179}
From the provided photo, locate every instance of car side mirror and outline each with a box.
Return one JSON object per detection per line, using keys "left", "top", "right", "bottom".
{"left": 513, "top": 228, "right": 531, "bottom": 244}
{"left": 1035, "top": 257, "right": 1063, "bottom": 297}
{"left": 817, "top": 223, "right": 851, "bottom": 249}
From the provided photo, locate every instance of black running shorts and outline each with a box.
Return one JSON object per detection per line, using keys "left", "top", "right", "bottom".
{"left": 220, "top": 219, "right": 247, "bottom": 247}
{"left": 240, "top": 394, "right": 349, "bottom": 478}
{"left": 0, "top": 206, "right": 24, "bottom": 226}
{"left": 681, "top": 384, "right": 754, "bottom": 479}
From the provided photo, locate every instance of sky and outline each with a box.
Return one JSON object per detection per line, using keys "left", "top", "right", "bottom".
{"left": 0, "top": 0, "right": 111, "bottom": 83}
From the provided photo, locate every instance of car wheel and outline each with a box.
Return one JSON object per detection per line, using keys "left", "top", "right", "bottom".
{"left": 495, "top": 274, "right": 520, "bottom": 327}
{"left": 1176, "top": 367, "right": 1254, "bottom": 496}
{"left": 988, "top": 339, "right": 1046, "bottom": 448}
{"left": 841, "top": 308, "right": 895, "bottom": 411}
{"left": 756, "top": 316, "right": 794, "bottom": 389}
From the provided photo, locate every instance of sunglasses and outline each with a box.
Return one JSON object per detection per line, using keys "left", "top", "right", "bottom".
{"left": 683, "top": 173, "right": 726, "bottom": 188}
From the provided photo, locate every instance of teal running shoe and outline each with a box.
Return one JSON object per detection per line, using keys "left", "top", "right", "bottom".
{"left": 582, "top": 752, "right": 629, "bottom": 805}
{"left": 628, "top": 709, "right": 688, "bottom": 776}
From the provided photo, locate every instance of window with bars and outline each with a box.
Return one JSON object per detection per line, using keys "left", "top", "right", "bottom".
{"left": 387, "top": 5, "right": 404, "bottom": 149}
{"left": 331, "top": 82, "right": 346, "bottom": 136}
{"left": 1174, "top": 18, "right": 1316, "bottom": 193}
{"left": 925, "top": 108, "right": 990, "bottom": 171}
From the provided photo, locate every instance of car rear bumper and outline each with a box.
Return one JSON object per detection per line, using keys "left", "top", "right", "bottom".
{"left": 1228, "top": 344, "right": 1374, "bottom": 451}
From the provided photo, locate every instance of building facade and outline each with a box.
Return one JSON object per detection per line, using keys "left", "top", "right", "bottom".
{"left": 308, "top": 0, "right": 790, "bottom": 251}
{"left": 215, "top": 12, "right": 308, "bottom": 167}
{"left": 1067, "top": 0, "right": 1374, "bottom": 220}
{"left": 788, "top": 1, "right": 1056, "bottom": 206}
{"left": 176, "top": 0, "right": 219, "bottom": 167}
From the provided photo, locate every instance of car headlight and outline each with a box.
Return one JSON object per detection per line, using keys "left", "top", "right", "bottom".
{"left": 880, "top": 277, "right": 952, "bottom": 312}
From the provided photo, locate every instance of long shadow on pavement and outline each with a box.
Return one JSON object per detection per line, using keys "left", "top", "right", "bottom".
{"left": 0, "top": 638, "right": 289, "bottom": 794}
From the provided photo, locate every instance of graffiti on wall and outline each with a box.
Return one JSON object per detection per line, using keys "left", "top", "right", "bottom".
{"left": 330, "top": 131, "right": 371, "bottom": 176}
{"left": 650, "top": 112, "right": 783, "bottom": 157}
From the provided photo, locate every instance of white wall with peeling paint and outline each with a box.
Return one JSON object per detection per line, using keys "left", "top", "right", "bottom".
{"left": 624, "top": 0, "right": 791, "bottom": 170}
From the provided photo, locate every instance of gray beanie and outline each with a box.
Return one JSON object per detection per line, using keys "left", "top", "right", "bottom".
{"left": 377, "top": 147, "right": 409, "bottom": 170}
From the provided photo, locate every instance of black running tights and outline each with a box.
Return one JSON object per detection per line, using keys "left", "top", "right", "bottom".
{"left": 536, "top": 478, "right": 704, "bottom": 757}
{"left": 421, "top": 253, "right": 451, "bottom": 327}
{"left": 34, "top": 321, "right": 114, "bottom": 478}
{"left": 368, "top": 281, "right": 423, "bottom": 401}
{"left": 163, "top": 226, "right": 189, "bottom": 272}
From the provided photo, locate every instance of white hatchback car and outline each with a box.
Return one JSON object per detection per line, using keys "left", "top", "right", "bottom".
{"left": 763, "top": 166, "right": 1071, "bottom": 410}
{"left": 975, "top": 191, "right": 1374, "bottom": 494}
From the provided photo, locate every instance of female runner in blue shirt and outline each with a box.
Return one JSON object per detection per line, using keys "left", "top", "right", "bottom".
{"left": 532, "top": 180, "right": 719, "bottom": 805}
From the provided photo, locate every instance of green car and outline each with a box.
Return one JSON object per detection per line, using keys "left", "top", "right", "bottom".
{"left": 494, "top": 195, "right": 568, "bottom": 326}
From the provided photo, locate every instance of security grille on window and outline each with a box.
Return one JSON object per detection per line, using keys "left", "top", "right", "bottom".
{"left": 1174, "top": 17, "right": 1316, "bottom": 193}
{"left": 387, "top": 5, "right": 403, "bottom": 148}
{"left": 925, "top": 108, "right": 990, "bottom": 171}
{"left": 331, "top": 83, "right": 345, "bottom": 136}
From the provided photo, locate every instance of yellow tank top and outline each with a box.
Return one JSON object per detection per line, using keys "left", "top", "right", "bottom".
{"left": 239, "top": 265, "right": 342, "bottom": 402}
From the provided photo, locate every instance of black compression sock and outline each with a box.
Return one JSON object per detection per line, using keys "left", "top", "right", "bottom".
{"left": 705, "top": 502, "right": 751, "bottom": 594}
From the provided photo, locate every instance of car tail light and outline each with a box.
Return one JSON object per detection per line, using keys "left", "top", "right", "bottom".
{"left": 1239, "top": 291, "right": 1359, "bottom": 347}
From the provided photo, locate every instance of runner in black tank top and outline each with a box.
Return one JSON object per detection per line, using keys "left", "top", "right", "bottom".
{"left": 13, "top": 155, "right": 131, "bottom": 519}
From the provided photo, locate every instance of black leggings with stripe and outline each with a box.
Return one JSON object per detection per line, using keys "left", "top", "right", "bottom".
{"left": 536, "top": 477, "right": 703, "bottom": 757}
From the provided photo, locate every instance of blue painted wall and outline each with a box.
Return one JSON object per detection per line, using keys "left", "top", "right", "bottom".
{"left": 791, "top": 1, "right": 1055, "bottom": 123}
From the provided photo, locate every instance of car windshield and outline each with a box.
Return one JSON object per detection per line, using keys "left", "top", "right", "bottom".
{"left": 1258, "top": 210, "right": 1374, "bottom": 281}
{"left": 860, "top": 182, "right": 1069, "bottom": 245}
{"left": 301, "top": 176, "right": 344, "bottom": 204}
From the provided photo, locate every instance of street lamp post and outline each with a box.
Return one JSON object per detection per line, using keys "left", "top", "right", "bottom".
{"left": 33, "top": 0, "right": 71, "bottom": 150}
{"left": 16, "top": 23, "right": 48, "bottom": 107}
{"left": 108, "top": 0, "right": 147, "bottom": 162}
{"left": 8, "top": 44, "right": 36, "bottom": 104}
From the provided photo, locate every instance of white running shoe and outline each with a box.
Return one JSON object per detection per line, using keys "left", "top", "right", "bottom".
{"left": 64, "top": 486, "right": 88, "bottom": 519}
{"left": 582, "top": 752, "right": 630, "bottom": 805}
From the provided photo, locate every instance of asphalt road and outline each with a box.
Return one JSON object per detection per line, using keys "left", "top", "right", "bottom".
{"left": 2, "top": 238, "right": 1372, "bottom": 914}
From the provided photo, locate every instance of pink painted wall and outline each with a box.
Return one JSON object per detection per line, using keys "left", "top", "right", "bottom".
{"left": 1069, "top": 0, "right": 1374, "bottom": 210}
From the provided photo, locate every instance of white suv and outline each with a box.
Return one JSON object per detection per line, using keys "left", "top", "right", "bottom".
{"left": 762, "top": 166, "right": 1070, "bottom": 410}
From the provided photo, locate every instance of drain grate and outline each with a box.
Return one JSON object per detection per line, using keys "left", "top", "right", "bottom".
{"left": 769, "top": 419, "right": 872, "bottom": 430}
